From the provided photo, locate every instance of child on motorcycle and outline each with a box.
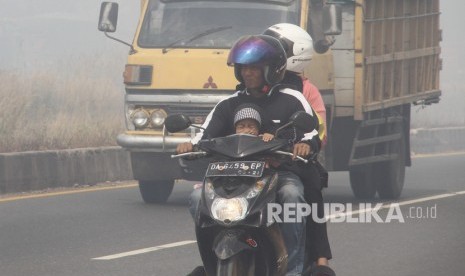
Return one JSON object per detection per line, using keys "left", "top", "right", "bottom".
{"left": 233, "top": 104, "right": 274, "bottom": 142}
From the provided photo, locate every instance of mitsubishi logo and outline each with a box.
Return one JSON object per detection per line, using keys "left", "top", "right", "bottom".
{"left": 203, "top": 76, "right": 218, "bottom": 89}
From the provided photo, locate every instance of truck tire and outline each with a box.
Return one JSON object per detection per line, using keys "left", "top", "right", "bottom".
{"left": 375, "top": 135, "right": 406, "bottom": 199}
{"left": 138, "top": 180, "right": 174, "bottom": 204}
{"left": 349, "top": 165, "right": 377, "bottom": 199}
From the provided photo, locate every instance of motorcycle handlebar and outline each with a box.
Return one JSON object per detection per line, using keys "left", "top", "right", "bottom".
{"left": 171, "top": 150, "right": 308, "bottom": 163}
{"left": 170, "top": 151, "right": 208, "bottom": 159}
{"left": 273, "top": 150, "right": 309, "bottom": 163}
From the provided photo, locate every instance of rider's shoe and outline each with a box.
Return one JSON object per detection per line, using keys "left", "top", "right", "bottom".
{"left": 186, "top": 266, "right": 206, "bottom": 276}
{"left": 303, "top": 265, "right": 336, "bottom": 276}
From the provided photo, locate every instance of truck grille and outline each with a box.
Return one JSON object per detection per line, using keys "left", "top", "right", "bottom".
{"left": 167, "top": 106, "right": 214, "bottom": 117}
{"left": 167, "top": 105, "right": 214, "bottom": 125}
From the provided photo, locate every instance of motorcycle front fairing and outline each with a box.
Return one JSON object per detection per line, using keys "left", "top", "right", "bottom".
{"left": 196, "top": 224, "right": 287, "bottom": 276}
{"left": 195, "top": 134, "right": 290, "bottom": 228}
{"left": 197, "top": 170, "right": 280, "bottom": 228}
{"left": 193, "top": 134, "right": 291, "bottom": 275}
{"left": 196, "top": 175, "right": 288, "bottom": 276}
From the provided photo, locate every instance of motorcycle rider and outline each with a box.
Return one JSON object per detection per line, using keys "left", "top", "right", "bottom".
{"left": 177, "top": 34, "right": 320, "bottom": 275}
{"left": 262, "top": 23, "right": 335, "bottom": 276}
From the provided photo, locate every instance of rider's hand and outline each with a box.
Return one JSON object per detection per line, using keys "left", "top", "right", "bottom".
{"left": 260, "top": 133, "right": 275, "bottom": 142}
{"left": 293, "top": 142, "right": 311, "bottom": 159}
{"left": 176, "top": 142, "right": 194, "bottom": 154}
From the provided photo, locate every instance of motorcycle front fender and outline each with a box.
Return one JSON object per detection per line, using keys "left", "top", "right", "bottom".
{"left": 213, "top": 229, "right": 257, "bottom": 260}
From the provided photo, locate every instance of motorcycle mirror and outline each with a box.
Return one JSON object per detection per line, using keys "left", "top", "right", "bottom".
{"left": 274, "top": 111, "right": 317, "bottom": 137}
{"left": 164, "top": 114, "right": 192, "bottom": 133}
{"left": 289, "top": 111, "right": 317, "bottom": 132}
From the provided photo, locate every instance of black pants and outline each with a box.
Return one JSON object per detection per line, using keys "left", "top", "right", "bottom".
{"left": 304, "top": 181, "right": 332, "bottom": 263}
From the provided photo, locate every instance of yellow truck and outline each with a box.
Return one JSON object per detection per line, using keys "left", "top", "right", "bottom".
{"left": 98, "top": 0, "right": 441, "bottom": 203}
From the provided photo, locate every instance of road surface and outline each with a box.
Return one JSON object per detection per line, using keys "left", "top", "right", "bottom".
{"left": 1, "top": 153, "right": 464, "bottom": 275}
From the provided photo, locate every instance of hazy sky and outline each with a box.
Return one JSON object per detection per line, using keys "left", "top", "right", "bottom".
{"left": 0, "top": 0, "right": 139, "bottom": 70}
{"left": 1, "top": 0, "right": 463, "bottom": 126}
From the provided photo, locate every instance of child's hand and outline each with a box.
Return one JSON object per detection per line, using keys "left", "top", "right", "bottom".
{"left": 260, "top": 133, "right": 274, "bottom": 142}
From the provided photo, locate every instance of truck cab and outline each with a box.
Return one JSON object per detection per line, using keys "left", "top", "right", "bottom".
{"left": 98, "top": 0, "right": 441, "bottom": 202}
{"left": 98, "top": 0, "right": 338, "bottom": 203}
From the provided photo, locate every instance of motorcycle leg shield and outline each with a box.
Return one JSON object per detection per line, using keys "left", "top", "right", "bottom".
{"left": 212, "top": 229, "right": 257, "bottom": 260}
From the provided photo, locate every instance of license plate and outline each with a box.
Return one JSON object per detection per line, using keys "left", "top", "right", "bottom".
{"left": 206, "top": 161, "right": 265, "bottom": 177}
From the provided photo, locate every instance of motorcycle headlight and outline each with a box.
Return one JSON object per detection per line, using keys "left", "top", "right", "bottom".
{"left": 150, "top": 109, "right": 167, "bottom": 128}
{"left": 211, "top": 198, "right": 248, "bottom": 223}
{"left": 131, "top": 109, "right": 150, "bottom": 128}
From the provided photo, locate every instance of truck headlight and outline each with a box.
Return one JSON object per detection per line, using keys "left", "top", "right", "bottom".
{"left": 150, "top": 109, "right": 167, "bottom": 128}
{"left": 131, "top": 109, "right": 150, "bottom": 128}
{"left": 211, "top": 198, "right": 248, "bottom": 223}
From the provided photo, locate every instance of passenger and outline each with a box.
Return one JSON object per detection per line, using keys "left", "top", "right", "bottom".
{"left": 263, "top": 23, "right": 334, "bottom": 276}
{"left": 263, "top": 23, "right": 327, "bottom": 146}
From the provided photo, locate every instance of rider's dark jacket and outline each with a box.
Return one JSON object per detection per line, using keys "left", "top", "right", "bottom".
{"left": 192, "top": 85, "right": 320, "bottom": 152}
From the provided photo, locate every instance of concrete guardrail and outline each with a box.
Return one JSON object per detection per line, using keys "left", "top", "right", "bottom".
{"left": 410, "top": 126, "right": 465, "bottom": 155}
{"left": 1, "top": 127, "right": 464, "bottom": 194}
{"left": 0, "top": 147, "right": 132, "bottom": 194}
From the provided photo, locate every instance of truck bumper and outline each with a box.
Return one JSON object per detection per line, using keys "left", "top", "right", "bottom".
{"left": 116, "top": 132, "right": 206, "bottom": 181}
{"left": 116, "top": 133, "right": 192, "bottom": 152}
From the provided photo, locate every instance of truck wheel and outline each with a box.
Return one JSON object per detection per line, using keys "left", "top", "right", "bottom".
{"left": 375, "top": 135, "right": 406, "bottom": 199}
{"left": 138, "top": 180, "right": 174, "bottom": 204}
{"left": 349, "top": 165, "right": 377, "bottom": 199}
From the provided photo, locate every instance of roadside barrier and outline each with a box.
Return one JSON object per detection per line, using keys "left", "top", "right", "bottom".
{"left": 1, "top": 127, "right": 464, "bottom": 194}
{"left": 410, "top": 126, "right": 465, "bottom": 155}
{"left": 0, "top": 147, "right": 132, "bottom": 194}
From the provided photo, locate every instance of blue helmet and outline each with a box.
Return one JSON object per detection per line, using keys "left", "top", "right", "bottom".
{"left": 227, "top": 35, "right": 287, "bottom": 86}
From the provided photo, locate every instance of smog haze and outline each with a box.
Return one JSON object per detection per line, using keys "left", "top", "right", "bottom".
{"left": 0, "top": 0, "right": 463, "bottom": 128}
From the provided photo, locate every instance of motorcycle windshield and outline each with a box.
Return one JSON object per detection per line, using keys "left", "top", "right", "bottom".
{"left": 199, "top": 134, "right": 287, "bottom": 158}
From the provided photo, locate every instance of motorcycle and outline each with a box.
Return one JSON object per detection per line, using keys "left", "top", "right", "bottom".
{"left": 166, "top": 111, "right": 315, "bottom": 276}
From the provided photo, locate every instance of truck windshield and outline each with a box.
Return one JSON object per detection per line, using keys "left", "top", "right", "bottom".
{"left": 138, "top": 0, "right": 301, "bottom": 49}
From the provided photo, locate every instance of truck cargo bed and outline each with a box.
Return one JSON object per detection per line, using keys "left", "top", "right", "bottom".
{"left": 332, "top": 0, "right": 441, "bottom": 119}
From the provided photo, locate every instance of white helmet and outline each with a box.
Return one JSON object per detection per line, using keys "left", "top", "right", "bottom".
{"left": 263, "top": 23, "right": 313, "bottom": 73}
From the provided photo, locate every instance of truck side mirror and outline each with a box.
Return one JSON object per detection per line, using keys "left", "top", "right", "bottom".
{"left": 98, "top": 2, "right": 119, "bottom": 33}
{"left": 323, "top": 4, "right": 342, "bottom": 35}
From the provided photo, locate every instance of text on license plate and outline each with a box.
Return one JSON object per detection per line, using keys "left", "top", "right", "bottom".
{"left": 206, "top": 161, "right": 265, "bottom": 177}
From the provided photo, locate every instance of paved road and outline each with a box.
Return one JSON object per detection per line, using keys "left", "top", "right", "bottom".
{"left": 1, "top": 153, "right": 464, "bottom": 276}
